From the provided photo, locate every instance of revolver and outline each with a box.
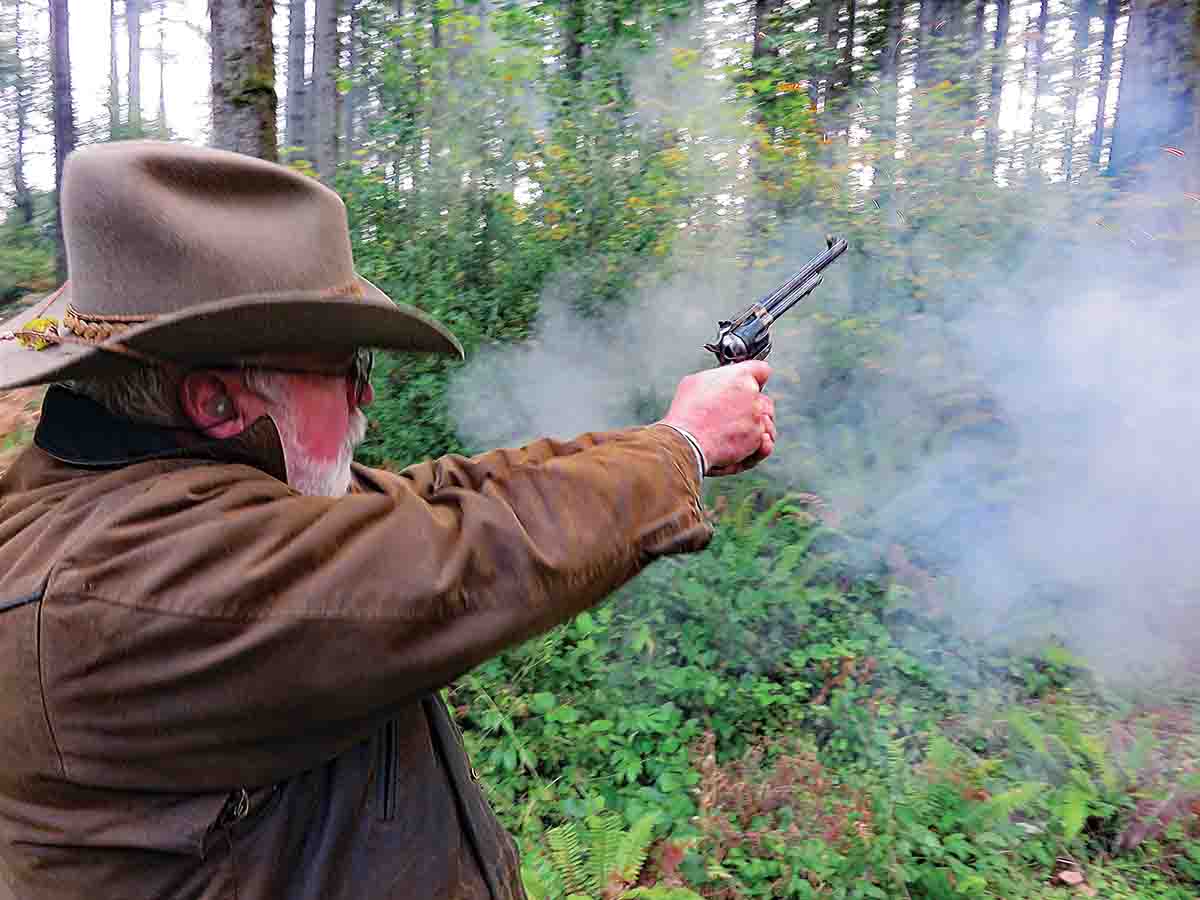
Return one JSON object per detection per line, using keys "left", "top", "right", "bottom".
{"left": 705, "top": 236, "right": 848, "bottom": 366}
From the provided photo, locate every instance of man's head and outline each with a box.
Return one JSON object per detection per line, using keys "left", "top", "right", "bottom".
{"left": 1, "top": 141, "right": 461, "bottom": 417}
{"left": 180, "top": 351, "right": 376, "bottom": 497}
{"left": 67, "top": 349, "right": 376, "bottom": 497}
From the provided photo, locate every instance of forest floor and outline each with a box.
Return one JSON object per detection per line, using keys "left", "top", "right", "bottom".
{"left": 0, "top": 387, "right": 42, "bottom": 469}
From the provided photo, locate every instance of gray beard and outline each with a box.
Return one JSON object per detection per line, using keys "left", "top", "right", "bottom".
{"left": 272, "top": 405, "right": 369, "bottom": 497}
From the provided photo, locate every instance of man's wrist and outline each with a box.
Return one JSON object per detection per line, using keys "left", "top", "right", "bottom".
{"left": 656, "top": 422, "right": 708, "bottom": 482}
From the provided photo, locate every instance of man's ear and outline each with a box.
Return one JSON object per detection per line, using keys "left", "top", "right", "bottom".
{"left": 179, "top": 372, "right": 244, "bottom": 438}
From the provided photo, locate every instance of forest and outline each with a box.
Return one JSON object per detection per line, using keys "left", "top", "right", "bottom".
{"left": 2, "top": 0, "right": 1200, "bottom": 897}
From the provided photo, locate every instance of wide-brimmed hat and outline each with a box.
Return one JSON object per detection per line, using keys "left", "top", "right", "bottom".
{"left": 0, "top": 141, "right": 462, "bottom": 390}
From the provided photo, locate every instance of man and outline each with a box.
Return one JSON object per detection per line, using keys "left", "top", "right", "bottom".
{"left": 0, "top": 142, "right": 776, "bottom": 899}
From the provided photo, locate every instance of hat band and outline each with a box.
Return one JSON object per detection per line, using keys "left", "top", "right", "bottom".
{"left": 62, "top": 305, "right": 155, "bottom": 343}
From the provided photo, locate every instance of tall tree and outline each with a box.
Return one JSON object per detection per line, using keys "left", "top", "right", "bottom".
{"left": 12, "top": 0, "right": 33, "bottom": 225}
{"left": 745, "top": 0, "right": 783, "bottom": 238}
{"left": 878, "top": 0, "right": 903, "bottom": 147}
{"left": 1108, "top": 0, "right": 1194, "bottom": 178}
{"left": 1192, "top": 3, "right": 1200, "bottom": 194}
{"left": 819, "top": 0, "right": 841, "bottom": 142}
{"left": 562, "top": 0, "right": 584, "bottom": 83}
{"left": 109, "top": 0, "right": 121, "bottom": 138}
{"left": 1062, "top": 0, "right": 1091, "bottom": 181}
{"left": 840, "top": 0, "right": 856, "bottom": 136}
{"left": 916, "top": 0, "right": 964, "bottom": 89}
{"left": 1089, "top": 0, "right": 1120, "bottom": 167}
{"left": 343, "top": 0, "right": 361, "bottom": 160}
{"left": 984, "top": 0, "right": 1012, "bottom": 174}
{"left": 50, "top": 0, "right": 75, "bottom": 282}
{"left": 155, "top": 0, "right": 167, "bottom": 138}
{"left": 312, "top": 0, "right": 340, "bottom": 181}
{"left": 208, "top": 0, "right": 278, "bottom": 161}
{"left": 285, "top": 0, "right": 306, "bottom": 156}
{"left": 1025, "top": 0, "right": 1049, "bottom": 180}
{"left": 128, "top": 0, "right": 142, "bottom": 133}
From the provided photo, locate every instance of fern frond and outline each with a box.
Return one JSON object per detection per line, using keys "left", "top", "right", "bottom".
{"left": 617, "top": 812, "right": 660, "bottom": 884}
{"left": 966, "top": 782, "right": 1044, "bottom": 828}
{"left": 547, "top": 822, "right": 596, "bottom": 896}
{"left": 927, "top": 735, "right": 957, "bottom": 772}
{"left": 584, "top": 813, "right": 623, "bottom": 890}
{"left": 1077, "top": 733, "right": 1118, "bottom": 793}
{"left": 1007, "top": 709, "right": 1053, "bottom": 763}
{"left": 1056, "top": 786, "right": 1091, "bottom": 842}
{"left": 522, "top": 849, "right": 565, "bottom": 900}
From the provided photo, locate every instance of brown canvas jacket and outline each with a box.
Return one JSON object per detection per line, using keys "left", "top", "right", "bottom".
{"left": 0, "top": 386, "right": 712, "bottom": 899}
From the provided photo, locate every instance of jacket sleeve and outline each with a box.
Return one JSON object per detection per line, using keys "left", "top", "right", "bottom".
{"left": 40, "top": 425, "right": 711, "bottom": 791}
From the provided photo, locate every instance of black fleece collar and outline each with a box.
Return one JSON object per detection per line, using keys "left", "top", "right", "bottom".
{"left": 33, "top": 385, "right": 289, "bottom": 481}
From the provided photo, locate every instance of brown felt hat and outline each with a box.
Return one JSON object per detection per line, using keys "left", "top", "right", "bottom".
{"left": 0, "top": 141, "right": 463, "bottom": 390}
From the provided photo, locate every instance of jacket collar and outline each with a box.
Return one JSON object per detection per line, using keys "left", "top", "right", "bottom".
{"left": 34, "top": 385, "right": 289, "bottom": 483}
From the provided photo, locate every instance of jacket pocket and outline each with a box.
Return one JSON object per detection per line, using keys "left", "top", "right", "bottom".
{"left": 201, "top": 782, "right": 282, "bottom": 858}
{"left": 377, "top": 719, "right": 399, "bottom": 821}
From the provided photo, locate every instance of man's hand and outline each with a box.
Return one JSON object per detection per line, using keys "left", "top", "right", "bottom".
{"left": 660, "top": 361, "right": 776, "bottom": 478}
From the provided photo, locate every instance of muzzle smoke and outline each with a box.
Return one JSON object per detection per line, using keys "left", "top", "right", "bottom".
{"left": 446, "top": 38, "right": 1200, "bottom": 684}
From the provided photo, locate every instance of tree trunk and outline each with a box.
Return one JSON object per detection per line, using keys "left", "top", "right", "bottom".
{"left": 50, "top": 0, "right": 76, "bottom": 282}
{"left": 1192, "top": 3, "right": 1200, "bottom": 194}
{"left": 1022, "top": 0, "right": 1051, "bottom": 181}
{"left": 1089, "top": 0, "right": 1120, "bottom": 167}
{"left": 971, "top": 0, "right": 986, "bottom": 58}
{"left": 156, "top": 0, "right": 168, "bottom": 138}
{"left": 13, "top": 0, "right": 33, "bottom": 226}
{"left": 916, "top": 0, "right": 935, "bottom": 88}
{"left": 879, "top": 0, "right": 903, "bottom": 142}
{"left": 343, "top": 0, "right": 361, "bottom": 161}
{"left": 128, "top": 0, "right": 142, "bottom": 133}
{"left": 1025, "top": 0, "right": 1049, "bottom": 180}
{"left": 563, "top": 0, "right": 584, "bottom": 83}
{"left": 209, "top": 0, "right": 225, "bottom": 145}
{"left": 208, "top": 0, "right": 278, "bottom": 162}
{"left": 916, "top": 0, "right": 964, "bottom": 89}
{"left": 841, "top": 0, "right": 856, "bottom": 136}
{"left": 746, "top": 0, "right": 783, "bottom": 240}
{"left": 821, "top": 0, "right": 840, "bottom": 141}
{"left": 1063, "top": 0, "right": 1091, "bottom": 181}
{"left": 985, "top": 0, "right": 1010, "bottom": 174}
{"left": 312, "top": 0, "right": 340, "bottom": 181}
{"left": 109, "top": 0, "right": 121, "bottom": 137}
{"left": 1108, "top": 0, "right": 1194, "bottom": 178}
{"left": 285, "top": 0, "right": 307, "bottom": 156}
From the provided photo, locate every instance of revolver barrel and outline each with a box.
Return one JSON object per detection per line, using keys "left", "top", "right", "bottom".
{"left": 706, "top": 236, "right": 848, "bottom": 366}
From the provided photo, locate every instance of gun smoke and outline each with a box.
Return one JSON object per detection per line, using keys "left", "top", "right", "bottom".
{"left": 447, "top": 44, "right": 1200, "bottom": 686}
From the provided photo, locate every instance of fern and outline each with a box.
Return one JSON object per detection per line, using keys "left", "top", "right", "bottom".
{"left": 1076, "top": 732, "right": 1119, "bottom": 794}
{"left": 616, "top": 812, "right": 660, "bottom": 883}
{"left": 547, "top": 822, "right": 597, "bottom": 896}
{"left": 584, "top": 813, "right": 623, "bottom": 892}
{"left": 530, "top": 811, "right": 662, "bottom": 899}
{"left": 1007, "top": 709, "right": 1054, "bottom": 764}
{"left": 966, "top": 782, "right": 1045, "bottom": 829}
{"left": 927, "top": 735, "right": 958, "bottom": 772}
{"left": 522, "top": 852, "right": 565, "bottom": 900}
{"left": 1056, "top": 785, "right": 1092, "bottom": 843}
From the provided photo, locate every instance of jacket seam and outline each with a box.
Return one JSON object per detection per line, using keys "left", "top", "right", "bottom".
{"left": 35, "top": 573, "right": 68, "bottom": 779}
{"left": 55, "top": 590, "right": 475, "bottom": 626}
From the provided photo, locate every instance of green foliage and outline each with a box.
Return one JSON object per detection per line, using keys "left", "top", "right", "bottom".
{"left": 0, "top": 220, "right": 54, "bottom": 303}
{"left": 311, "top": 5, "right": 1200, "bottom": 898}
{"left": 522, "top": 811, "right": 701, "bottom": 900}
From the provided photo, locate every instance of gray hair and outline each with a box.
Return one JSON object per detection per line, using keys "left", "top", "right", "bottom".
{"left": 60, "top": 365, "right": 292, "bottom": 430}
{"left": 59, "top": 366, "right": 188, "bottom": 428}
